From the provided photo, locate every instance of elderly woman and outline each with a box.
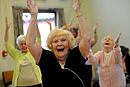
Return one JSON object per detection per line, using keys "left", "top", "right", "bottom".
{"left": 26, "top": 0, "right": 91, "bottom": 87}
{"left": 4, "top": 17, "right": 42, "bottom": 87}
{"left": 87, "top": 33, "right": 126, "bottom": 87}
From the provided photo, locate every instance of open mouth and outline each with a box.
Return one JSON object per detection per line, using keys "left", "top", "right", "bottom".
{"left": 105, "top": 43, "right": 109, "bottom": 45}
{"left": 57, "top": 48, "right": 64, "bottom": 52}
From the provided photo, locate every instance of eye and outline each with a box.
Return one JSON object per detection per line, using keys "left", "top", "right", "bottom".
{"left": 54, "top": 40, "right": 58, "bottom": 43}
{"left": 20, "top": 43, "right": 23, "bottom": 46}
{"left": 61, "top": 39, "right": 66, "bottom": 42}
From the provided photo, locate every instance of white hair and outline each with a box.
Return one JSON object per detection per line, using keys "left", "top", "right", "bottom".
{"left": 16, "top": 35, "right": 26, "bottom": 46}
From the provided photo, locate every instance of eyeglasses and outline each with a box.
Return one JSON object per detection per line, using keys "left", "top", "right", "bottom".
{"left": 104, "top": 38, "right": 113, "bottom": 41}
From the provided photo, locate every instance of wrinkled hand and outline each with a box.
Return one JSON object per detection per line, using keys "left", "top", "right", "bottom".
{"left": 115, "top": 32, "right": 121, "bottom": 45}
{"left": 73, "top": 0, "right": 81, "bottom": 12}
{"left": 5, "top": 17, "right": 11, "bottom": 30}
{"left": 65, "top": 18, "right": 73, "bottom": 30}
{"left": 26, "top": 0, "right": 38, "bottom": 16}
{"left": 93, "top": 23, "right": 98, "bottom": 32}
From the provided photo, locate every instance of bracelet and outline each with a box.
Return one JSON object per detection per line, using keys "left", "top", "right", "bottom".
{"left": 77, "top": 14, "right": 82, "bottom": 18}
{"left": 94, "top": 32, "right": 97, "bottom": 34}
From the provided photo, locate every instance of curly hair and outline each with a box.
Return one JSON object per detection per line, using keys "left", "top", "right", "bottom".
{"left": 47, "top": 29, "right": 75, "bottom": 51}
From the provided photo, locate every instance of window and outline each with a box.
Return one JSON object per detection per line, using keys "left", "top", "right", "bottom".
{"left": 22, "top": 9, "right": 56, "bottom": 50}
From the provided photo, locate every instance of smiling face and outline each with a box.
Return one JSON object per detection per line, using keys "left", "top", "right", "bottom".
{"left": 102, "top": 36, "right": 114, "bottom": 49}
{"left": 18, "top": 40, "right": 28, "bottom": 53}
{"left": 52, "top": 35, "right": 69, "bottom": 62}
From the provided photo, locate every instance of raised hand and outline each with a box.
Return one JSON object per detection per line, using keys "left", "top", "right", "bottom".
{"left": 5, "top": 17, "right": 11, "bottom": 30}
{"left": 66, "top": 18, "right": 73, "bottom": 30}
{"left": 93, "top": 23, "right": 98, "bottom": 33}
{"left": 114, "top": 32, "right": 121, "bottom": 48}
{"left": 26, "top": 0, "right": 38, "bottom": 16}
{"left": 115, "top": 32, "right": 121, "bottom": 44}
{"left": 73, "top": 0, "right": 81, "bottom": 12}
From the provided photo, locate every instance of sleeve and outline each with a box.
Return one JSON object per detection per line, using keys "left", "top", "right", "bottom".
{"left": 36, "top": 37, "right": 41, "bottom": 45}
{"left": 4, "top": 41, "right": 18, "bottom": 59}
{"left": 113, "top": 46, "right": 122, "bottom": 63}
{"left": 87, "top": 51, "right": 101, "bottom": 65}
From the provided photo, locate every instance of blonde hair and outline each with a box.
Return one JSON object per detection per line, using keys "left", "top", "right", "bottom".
{"left": 47, "top": 29, "right": 75, "bottom": 51}
{"left": 16, "top": 35, "right": 26, "bottom": 46}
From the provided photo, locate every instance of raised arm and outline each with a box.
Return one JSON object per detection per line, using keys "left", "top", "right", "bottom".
{"left": 114, "top": 32, "right": 122, "bottom": 63}
{"left": 114, "top": 32, "right": 121, "bottom": 48}
{"left": 45, "top": 19, "right": 52, "bottom": 31}
{"left": 26, "top": 0, "right": 42, "bottom": 64}
{"left": 4, "top": 17, "right": 11, "bottom": 42}
{"left": 73, "top": 0, "right": 91, "bottom": 58}
{"left": 60, "top": 18, "right": 73, "bottom": 30}
{"left": 91, "top": 23, "right": 98, "bottom": 47}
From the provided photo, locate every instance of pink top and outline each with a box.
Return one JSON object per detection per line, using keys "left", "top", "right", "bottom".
{"left": 88, "top": 46, "right": 126, "bottom": 87}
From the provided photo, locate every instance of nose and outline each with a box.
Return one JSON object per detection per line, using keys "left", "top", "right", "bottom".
{"left": 57, "top": 41, "right": 62, "bottom": 46}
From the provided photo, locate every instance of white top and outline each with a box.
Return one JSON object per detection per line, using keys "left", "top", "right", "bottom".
{"left": 104, "top": 51, "right": 112, "bottom": 65}
{"left": 17, "top": 57, "right": 39, "bottom": 86}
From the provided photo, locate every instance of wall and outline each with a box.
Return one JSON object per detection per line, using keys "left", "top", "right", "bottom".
{"left": 86, "top": 0, "right": 130, "bottom": 54}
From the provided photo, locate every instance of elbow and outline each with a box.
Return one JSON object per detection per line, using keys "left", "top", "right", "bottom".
{"left": 26, "top": 40, "right": 33, "bottom": 50}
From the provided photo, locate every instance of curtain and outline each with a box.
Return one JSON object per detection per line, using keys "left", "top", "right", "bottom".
{"left": 12, "top": 6, "right": 23, "bottom": 49}
{"left": 58, "top": 8, "right": 65, "bottom": 28}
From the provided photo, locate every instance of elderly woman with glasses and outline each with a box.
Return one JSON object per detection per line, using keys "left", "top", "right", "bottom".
{"left": 87, "top": 33, "right": 126, "bottom": 87}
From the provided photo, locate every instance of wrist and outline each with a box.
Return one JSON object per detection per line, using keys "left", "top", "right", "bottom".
{"left": 76, "top": 10, "right": 82, "bottom": 17}
{"left": 77, "top": 12, "right": 82, "bottom": 18}
{"left": 94, "top": 32, "right": 96, "bottom": 34}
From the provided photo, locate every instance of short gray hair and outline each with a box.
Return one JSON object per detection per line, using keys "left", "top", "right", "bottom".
{"left": 16, "top": 35, "right": 26, "bottom": 46}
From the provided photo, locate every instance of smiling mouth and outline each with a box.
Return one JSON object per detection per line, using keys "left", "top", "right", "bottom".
{"left": 57, "top": 48, "right": 64, "bottom": 52}
{"left": 105, "top": 43, "right": 109, "bottom": 45}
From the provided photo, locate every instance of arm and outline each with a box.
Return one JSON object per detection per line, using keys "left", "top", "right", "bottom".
{"left": 4, "top": 17, "right": 11, "bottom": 42}
{"left": 45, "top": 19, "right": 52, "bottom": 31}
{"left": 73, "top": 0, "right": 91, "bottom": 58}
{"left": 87, "top": 50, "right": 100, "bottom": 65}
{"left": 60, "top": 18, "right": 73, "bottom": 30}
{"left": 4, "top": 17, "right": 18, "bottom": 58}
{"left": 91, "top": 23, "right": 98, "bottom": 47}
{"left": 114, "top": 32, "right": 122, "bottom": 63}
{"left": 26, "top": 0, "right": 42, "bottom": 64}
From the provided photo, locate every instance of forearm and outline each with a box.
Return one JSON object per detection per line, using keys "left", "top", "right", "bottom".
{"left": 114, "top": 46, "right": 121, "bottom": 63}
{"left": 91, "top": 33, "right": 98, "bottom": 46}
{"left": 26, "top": 16, "right": 37, "bottom": 47}
{"left": 50, "top": 24, "right": 52, "bottom": 31}
{"left": 4, "top": 28, "right": 9, "bottom": 42}
{"left": 77, "top": 12, "right": 91, "bottom": 57}
{"left": 77, "top": 12, "right": 91, "bottom": 44}
{"left": 60, "top": 25, "right": 66, "bottom": 30}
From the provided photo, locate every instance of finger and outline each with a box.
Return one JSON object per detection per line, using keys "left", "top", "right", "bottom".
{"left": 34, "top": 2, "right": 37, "bottom": 7}
{"left": 118, "top": 32, "right": 122, "bottom": 38}
{"left": 9, "top": 23, "right": 11, "bottom": 27}
{"left": 5, "top": 17, "right": 8, "bottom": 25}
{"left": 73, "top": 0, "right": 76, "bottom": 9}
{"left": 29, "top": 0, "right": 33, "bottom": 5}
{"left": 115, "top": 32, "right": 121, "bottom": 43}
{"left": 26, "top": 0, "right": 29, "bottom": 6}
{"left": 78, "top": 0, "right": 81, "bottom": 6}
